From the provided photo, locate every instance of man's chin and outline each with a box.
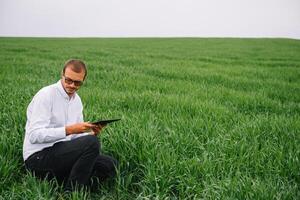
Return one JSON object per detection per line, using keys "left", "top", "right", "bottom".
{"left": 67, "top": 90, "right": 76, "bottom": 94}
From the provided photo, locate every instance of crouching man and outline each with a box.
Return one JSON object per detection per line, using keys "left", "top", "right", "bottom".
{"left": 23, "top": 59, "right": 118, "bottom": 191}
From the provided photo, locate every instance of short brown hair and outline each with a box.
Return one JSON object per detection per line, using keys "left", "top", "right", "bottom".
{"left": 63, "top": 59, "right": 87, "bottom": 79}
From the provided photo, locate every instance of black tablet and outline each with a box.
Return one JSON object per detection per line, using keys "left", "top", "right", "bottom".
{"left": 91, "top": 118, "right": 121, "bottom": 126}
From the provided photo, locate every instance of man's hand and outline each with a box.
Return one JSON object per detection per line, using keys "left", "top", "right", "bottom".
{"left": 65, "top": 122, "right": 97, "bottom": 135}
{"left": 91, "top": 124, "right": 106, "bottom": 136}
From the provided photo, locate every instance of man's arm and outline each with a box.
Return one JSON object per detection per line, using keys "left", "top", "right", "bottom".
{"left": 27, "top": 91, "right": 66, "bottom": 144}
{"left": 65, "top": 122, "right": 96, "bottom": 135}
{"left": 27, "top": 92, "right": 97, "bottom": 143}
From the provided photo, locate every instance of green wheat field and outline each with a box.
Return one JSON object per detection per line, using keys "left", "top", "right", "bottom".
{"left": 0, "top": 38, "right": 299, "bottom": 199}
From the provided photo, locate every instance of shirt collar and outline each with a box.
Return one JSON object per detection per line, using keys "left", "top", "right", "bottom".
{"left": 56, "top": 80, "right": 76, "bottom": 101}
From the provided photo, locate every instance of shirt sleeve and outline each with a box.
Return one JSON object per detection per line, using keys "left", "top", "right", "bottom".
{"left": 27, "top": 90, "right": 66, "bottom": 144}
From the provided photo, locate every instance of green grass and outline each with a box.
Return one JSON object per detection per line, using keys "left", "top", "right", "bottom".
{"left": 0, "top": 37, "right": 299, "bottom": 199}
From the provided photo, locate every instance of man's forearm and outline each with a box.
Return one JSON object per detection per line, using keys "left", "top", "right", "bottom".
{"left": 65, "top": 122, "right": 94, "bottom": 135}
{"left": 65, "top": 125, "right": 76, "bottom": 135}
{"left": 65, "top": 124, "right": 86, "bottom": 135}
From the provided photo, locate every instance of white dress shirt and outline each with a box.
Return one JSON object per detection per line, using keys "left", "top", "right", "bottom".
{"left": 23, "top": 80, "right": 89, "bottom": 161}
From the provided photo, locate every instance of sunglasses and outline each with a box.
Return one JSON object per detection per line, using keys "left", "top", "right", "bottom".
{"left": 63, "top": 75, "right": 83, "bottom": 86}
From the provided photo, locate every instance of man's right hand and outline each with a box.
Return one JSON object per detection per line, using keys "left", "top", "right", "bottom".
{"left": 65, "top": 122, "right": 96, "bottom": 135}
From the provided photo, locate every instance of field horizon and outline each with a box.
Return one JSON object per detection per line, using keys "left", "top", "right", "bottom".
{"left": 0, "top": 37, "right": 299, "bottom": 199}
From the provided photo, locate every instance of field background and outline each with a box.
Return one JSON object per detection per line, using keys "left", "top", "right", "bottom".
{"left": 0, "top": 38, "right": 299, "bottom": 199}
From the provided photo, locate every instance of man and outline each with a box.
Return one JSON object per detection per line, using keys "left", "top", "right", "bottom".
{"left": 23, "top": 59, "right": 118, "bottom": 191}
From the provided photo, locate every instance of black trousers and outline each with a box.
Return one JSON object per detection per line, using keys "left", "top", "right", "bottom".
{"left": 25, "top": 135, "right": 118, "bottom": 191}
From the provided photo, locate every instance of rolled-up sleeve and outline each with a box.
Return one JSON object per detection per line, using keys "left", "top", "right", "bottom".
{"left": 27, "top": 91, "right": 66, "bottom": 144}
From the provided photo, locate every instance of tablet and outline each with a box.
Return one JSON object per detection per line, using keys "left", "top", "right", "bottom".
{"left": 91, "top": 118, "right": 121, "bottom": 126}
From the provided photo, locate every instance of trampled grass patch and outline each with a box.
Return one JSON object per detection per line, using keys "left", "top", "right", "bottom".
{"left": 0, "top": 38, "right": 299, "bottom": 199}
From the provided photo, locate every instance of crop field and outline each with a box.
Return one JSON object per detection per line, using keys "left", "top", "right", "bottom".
{"left": 0, "top": 37, "right": 299, "bottom": 199}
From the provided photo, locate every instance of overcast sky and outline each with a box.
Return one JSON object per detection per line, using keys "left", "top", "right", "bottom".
{"left": 0, "top": 0, "right": 299, "bottom": 38}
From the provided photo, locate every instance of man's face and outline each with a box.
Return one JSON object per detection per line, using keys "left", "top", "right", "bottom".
{"left": 61, "top": 67, "right": 85, "bottom": 96}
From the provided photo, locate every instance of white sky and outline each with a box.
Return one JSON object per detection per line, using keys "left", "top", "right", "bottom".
{"left": 0, "top": 0, "right": 299, "bottom": 38}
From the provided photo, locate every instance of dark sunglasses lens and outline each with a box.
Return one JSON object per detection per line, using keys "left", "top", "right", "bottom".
{"left": 74, "top": 81, "right": 82, "bottom": 86}
{"left": 65, "top": 78, "right": 73, "bottom": 84}
{"left": 64, "top": 77, "right": 82, "bottom": 86}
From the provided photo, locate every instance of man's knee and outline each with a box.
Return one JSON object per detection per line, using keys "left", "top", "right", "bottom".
{"left": 79, "top": 135, "right": 100, "bottom": 152}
